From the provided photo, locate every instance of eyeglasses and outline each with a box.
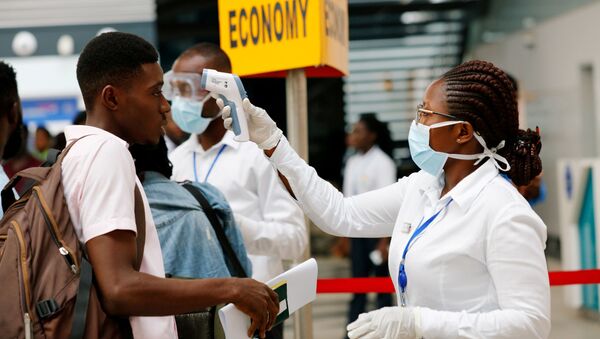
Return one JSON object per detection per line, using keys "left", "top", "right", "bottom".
{"left": 415, "top": 104, "right": 458, "bottom": 123}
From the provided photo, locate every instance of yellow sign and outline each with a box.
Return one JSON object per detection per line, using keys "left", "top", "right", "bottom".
{"left": 218, "top": 0, "right": 348, "bottom": 77}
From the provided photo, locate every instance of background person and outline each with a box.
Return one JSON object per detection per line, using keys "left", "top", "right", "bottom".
{"left": 0, "top": 61, "right": 25, "bottom": 217}
{"left": 33, "top": 126, "right": 52, "bottom": 160}
{"left": 343, "top": 113, "right": 396, "bottom": 327}
{"left": 3, "top": 125, "right": 42, "bottom": 191}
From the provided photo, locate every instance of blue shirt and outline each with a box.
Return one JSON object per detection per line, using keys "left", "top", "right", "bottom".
{"left": 142, "top": 171, "right": 252, "bottom": 278}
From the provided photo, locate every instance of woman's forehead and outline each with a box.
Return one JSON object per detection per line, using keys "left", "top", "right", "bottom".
{"left": 423, "top": 79, "right": 447, "bottom": 111}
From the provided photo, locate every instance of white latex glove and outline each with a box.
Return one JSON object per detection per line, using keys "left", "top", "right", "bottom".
{"left": 217, "top": 98, "right": 283, "bottom": 150}
{"left": 347, "top": 307, "right": 420, "bottom": 339}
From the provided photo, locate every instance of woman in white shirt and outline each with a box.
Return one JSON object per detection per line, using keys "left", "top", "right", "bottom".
{"left": 219, "top": 60, "right": 550, "bottom": 339}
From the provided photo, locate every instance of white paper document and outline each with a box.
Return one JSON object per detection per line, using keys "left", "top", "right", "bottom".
{"left": 218, "top": 258, "right": 318, "bottom": 339}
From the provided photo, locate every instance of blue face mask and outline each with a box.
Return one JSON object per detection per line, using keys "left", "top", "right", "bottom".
{"left": 171, "top": 95, "right": 219, "bottom": 134}
{"left": 408, "top": 120, "right": 511, "bottom": 177}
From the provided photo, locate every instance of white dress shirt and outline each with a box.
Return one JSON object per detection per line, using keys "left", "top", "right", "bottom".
{"left": 269, "top": 136, "right": 551, "bottom": 339}
{"left": 61, "top": 126, "right": 177, "bottom": 339}
{"left": 170, "top": 131, "right": 307, "bottom": 282}
{"left": 343, "top": 145, "right": 396, "bottom": 196}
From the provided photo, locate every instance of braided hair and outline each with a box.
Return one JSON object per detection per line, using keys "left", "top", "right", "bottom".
{"left": 441, "top": 60, "right": 541, "bottom": 186}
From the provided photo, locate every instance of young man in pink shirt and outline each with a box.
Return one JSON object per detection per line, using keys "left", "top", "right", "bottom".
{"left": 62, "top": 32, "right": 278, "bottom": 338}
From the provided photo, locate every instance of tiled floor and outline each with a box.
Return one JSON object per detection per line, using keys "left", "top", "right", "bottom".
{"left": 283, "top": 257, "right": 600, "bottom": 339}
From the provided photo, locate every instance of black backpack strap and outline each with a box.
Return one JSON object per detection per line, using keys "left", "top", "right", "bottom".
{"left": 1, "top": 177, "right": 18, "bottom": 212}
{"left": 14, "top": 148, "right": 61, "bottom": 201}
{"left": 69, "top": 256, "right": 93, "bottom": 339}
{"left": 44, "top": 148, "right": 61, "bottom": 166}
{"left": 182, "top": 183, "right": 247, "bottom": 278}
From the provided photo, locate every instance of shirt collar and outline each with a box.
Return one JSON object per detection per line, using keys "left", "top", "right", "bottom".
{"left": 445, "top": 160, "right": 499, "bottom": 210}
{"left": 419, "top": 159, "right": 500, "bottom": 210}
{"left": 220, "top": 130, "right": 241, "bottom": 150}
{"left": 142, "top": 170, "right": 169, "bottom": 183}
{"left": 64, "top": 125, "right": 129, "bottom": 147}
{"left": 357, "top": 145, "right": 380, "bottom": 158}
{"left": 188, "top": 130, "right": 240, "bottom": 153}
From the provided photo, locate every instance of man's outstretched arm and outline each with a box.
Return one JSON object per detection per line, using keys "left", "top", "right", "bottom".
{"left": 87, "top": 230, "right": 279, "bottom": 338}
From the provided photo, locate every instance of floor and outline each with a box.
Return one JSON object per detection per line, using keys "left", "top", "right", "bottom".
{"left": 282, "top": 257, "right": 600, "bottom": 339}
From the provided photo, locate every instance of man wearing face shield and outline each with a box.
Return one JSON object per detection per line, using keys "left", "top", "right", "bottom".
{"left": 0, "top": 61, "right": 25, "bottom": 218}
{"left": 167, "top": 43, "right": 307, "bottom": 339}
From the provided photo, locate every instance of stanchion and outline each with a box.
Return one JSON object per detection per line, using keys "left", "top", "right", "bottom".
{"left": 286, "top": 68, "right": 313, "bottom": 339}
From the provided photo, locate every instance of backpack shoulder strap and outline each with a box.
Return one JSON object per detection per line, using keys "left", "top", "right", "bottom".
{"left": 70, "top": 257, "right": 93, "bottom": 339}
{"left": 182, "top": 183, "right": 247, "bottom": 278}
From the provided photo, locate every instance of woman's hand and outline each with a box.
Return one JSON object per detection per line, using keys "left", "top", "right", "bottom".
{"left": 347, "top": 306, "right": 419, "bottom": 339}
{"left": 218, "top": 98, "right": 283, "bottom": 150}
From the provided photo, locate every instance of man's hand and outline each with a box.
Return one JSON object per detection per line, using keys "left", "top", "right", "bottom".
{"left": 218, "top": 98, "right": 283, "bottom": 150}
{"left": 231, "top": 278, "right": 280, "bottom": 338}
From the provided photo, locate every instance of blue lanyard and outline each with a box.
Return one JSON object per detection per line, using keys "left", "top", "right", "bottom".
{"left": 193, "top": 144, "right": 227, "bottom": 183}
{"left": 398, "top": 198, "right": 453, "bottom": 306}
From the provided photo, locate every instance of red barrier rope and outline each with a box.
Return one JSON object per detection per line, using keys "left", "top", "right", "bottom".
{"left": 316, "top": 269, "right": 600, "bottom": 294}
{"left": 548, "top": 269, "right": 600, "bottom": 286}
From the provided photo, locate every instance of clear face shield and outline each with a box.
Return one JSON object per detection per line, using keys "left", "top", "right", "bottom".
{"left": 162, "top": 71, "right": 211, "bottom": 101}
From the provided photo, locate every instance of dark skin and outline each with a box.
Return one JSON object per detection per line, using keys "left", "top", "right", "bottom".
{"left": 0, "top": 100, "right": 22, "bottom": 160}
{"left": 84, "top": 62, "right": 278, "bottom": 338}
{"left": 348, "top": 121, "right": 376, "bottom": 154}
{"left": 266, "top": 79, "right": 484, "bottom": 199}
{"left": 418, "top": 79, "right": 483, "bottom": 196}
{"left": 172, "top": 54, "right": 228, "bottom": 151}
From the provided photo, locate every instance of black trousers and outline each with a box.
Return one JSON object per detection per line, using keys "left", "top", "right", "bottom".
{"left": 265, "top": 322, "right": 283, "bottom": 339}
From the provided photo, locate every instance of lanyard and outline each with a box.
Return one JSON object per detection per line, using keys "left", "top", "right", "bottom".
{"left": 398, "top": 198, "right": 453, "bottom": 307}
{"left": 193, "top": 144, "right": 227, "bottom": 183}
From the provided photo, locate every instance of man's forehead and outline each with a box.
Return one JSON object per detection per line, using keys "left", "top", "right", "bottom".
{"left": 139, "top": 62, "right": 164, "bottom": 84}
{"left": 173, "top": 54, "right": 216, "bottom": 73}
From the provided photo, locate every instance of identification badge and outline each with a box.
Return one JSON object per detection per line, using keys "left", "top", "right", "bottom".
{"left": 401, "top": 222, "right": 412, "bottom": 233}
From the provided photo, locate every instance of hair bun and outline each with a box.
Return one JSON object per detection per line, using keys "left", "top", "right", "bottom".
{"left": 507, "top": 127, "right": 542, "bottom": 186}
{"left": 513, "top": 127, "right": 541, "bottom": 157}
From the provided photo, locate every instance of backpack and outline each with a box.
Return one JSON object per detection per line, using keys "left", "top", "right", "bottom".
{"left": 0, "top": 138, "right": 146, "bottom": 339}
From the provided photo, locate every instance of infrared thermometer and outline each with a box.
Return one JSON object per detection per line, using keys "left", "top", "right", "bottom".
{"left": 201, "top": 69, "right": 249, "bottom": 142}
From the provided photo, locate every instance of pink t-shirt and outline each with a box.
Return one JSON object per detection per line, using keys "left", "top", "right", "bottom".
{"left": 61, "top": 125, "right": 177, "bottom": 339}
